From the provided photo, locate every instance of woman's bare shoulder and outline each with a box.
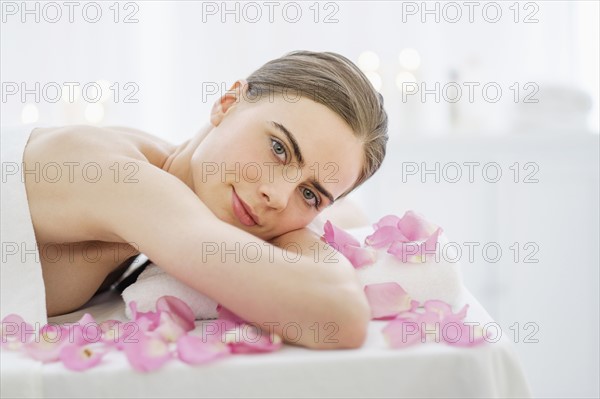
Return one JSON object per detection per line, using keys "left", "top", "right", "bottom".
{"left": 26, "top": 125, "right": 176, "bottom": 168}
{"left": 23, "top": 125, "right": 182, "bottom": 244}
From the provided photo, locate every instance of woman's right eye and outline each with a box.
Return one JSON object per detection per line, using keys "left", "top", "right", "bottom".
{"left": 271, "top": 138, "right": 287, "bottom": 163}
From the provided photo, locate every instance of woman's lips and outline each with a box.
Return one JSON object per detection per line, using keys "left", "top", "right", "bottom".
{"left": 232, "top": 189, "right": 258, "bottom": 227}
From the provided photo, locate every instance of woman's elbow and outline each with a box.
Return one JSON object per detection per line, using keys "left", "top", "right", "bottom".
{"left": 309, "top": 286, "right": 371, "bottom": 350}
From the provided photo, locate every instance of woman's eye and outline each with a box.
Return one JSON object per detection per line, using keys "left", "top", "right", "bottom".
{"left": 301, "top": 187, "right": 320, "bottom": 209}
{"left": 271, "top": 138, "right": 287, "bottom": 162}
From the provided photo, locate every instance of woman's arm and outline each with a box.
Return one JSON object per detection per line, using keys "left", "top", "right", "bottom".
{"left": 85, "top": 159, "right": 370, "bottom": 349}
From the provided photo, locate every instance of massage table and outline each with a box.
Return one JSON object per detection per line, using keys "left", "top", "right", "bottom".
{"left": 1, "top": 285, "right": 532, "bottom": 398}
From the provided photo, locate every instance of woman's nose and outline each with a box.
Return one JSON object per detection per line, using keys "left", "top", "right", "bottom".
{"left": 258, "top": 180, "right": 295, "bottom": 211}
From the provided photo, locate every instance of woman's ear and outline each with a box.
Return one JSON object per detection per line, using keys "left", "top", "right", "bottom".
{"left": 210, "top": 79, "right": 249, "bottom": 127}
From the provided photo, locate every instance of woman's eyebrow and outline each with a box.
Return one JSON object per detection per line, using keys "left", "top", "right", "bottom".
{"left": 270, "top": 121, "right": 304, "bottom": 166}
{"left": 269, "top": 120, "right": 335, "bottom": 205}
{"left": 311, "top": 179, "right": 335, "bottom": 205}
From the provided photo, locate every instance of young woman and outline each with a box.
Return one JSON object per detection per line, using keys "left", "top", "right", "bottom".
{"left": 22, "top": 51, "right": 388, "bottom": 349}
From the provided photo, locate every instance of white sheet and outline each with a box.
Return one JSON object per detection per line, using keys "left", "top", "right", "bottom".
{"left": 0, "top": 126, "right": 48, "bottom": 326}
{"left": 1, "top": 287, "right": 532, "bottom": 398}
{"left": 1, "top": 125, "right": 47, "bottom": 399}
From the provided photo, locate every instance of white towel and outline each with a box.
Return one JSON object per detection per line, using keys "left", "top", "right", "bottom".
{"left": 349, "top": 226, "right": 464, "bottom": 306}
{"left": 1, "top": 125, "right": 46, "bottom": 399}
{"left": 1, "top": 125, "right": 48, "bottom": 325}
{"left": 121, "top": 263, "right": 219, "bottom": 320}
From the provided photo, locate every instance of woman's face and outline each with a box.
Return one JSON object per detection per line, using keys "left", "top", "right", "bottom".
{"left": 190, "top": 89, "right": 364, "bottom": 241}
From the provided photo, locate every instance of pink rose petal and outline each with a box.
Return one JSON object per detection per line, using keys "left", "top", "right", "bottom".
{"left": 1, "top": 314, "right": 35, "bottom": 350}
{"left": 382, "top": 319, "right": 422, "bottom": 348}
{"left": 383, "top": 298, "right": 488, "bottom": 348}
{"left": 177, "top": 334, "right": 230, "bottom": 365}
{"left": 223, "top": 324, "right": 283, "bottom": 354}
{"left": 373, "top": 214, "right": 401, "bottom": 229}
{"left": 387, "top": 227, "right": 443, "bottom": 263}
{"left": 215, "top": 306, "right": 283, "bottom": 353}
{"left": 23, "top": 325, "right": 69, "bottom": 363}
{"left": 323, "top": 220, "right": 361, "bottom": 249}
{"left": 100, "top": 320, "right": 140, "bottom": 349}
{"left": 342, "top": 244, "right": 377, "bottom": 268}
{"left": 66, "top": 313, "right": 102, "bottom": 345}
{"left": 397, "top": 211, "right": 439, "bottom": 241}
{"left": 128, "top": 301, "right": 161, "bottom": 332}
{"left": 156, "top": 295, "right": 196, "bottom": 332}
{"left": 60, "top": 344, "right": 105, "bottom": 371}
{"left": 123, "top": 335, "right": 172, "bottom": 372}
{"left": 323, "top": 220, "right": 376, "bottom": 268}
{"left": 364, "top": 283, "right": 416, "bottom": 320}
{"left": 216, "top": 305, "right": 247, "bottom": 332}
{"left": 365, "top": 225, "right": 409, "bottom": 249}
{"left": 151, "top": 312, "right": 187, "bottom": 343}
{"left": 422, "top": 300, "right": 455, "bottom": 319}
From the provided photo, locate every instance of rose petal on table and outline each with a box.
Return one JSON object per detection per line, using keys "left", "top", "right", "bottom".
{"left": 1, "top": 314, "right": 34, "bottom": 350}
{"left": 151, "top": 312, "right": 187, "bottom": 343}
{"left": 397, "top": 210, "right": 440, "bottom": 241}
{"left": 60, "top": 344, "right": 105, "bottom": 371}
{"left": 365, "top": 225, "right": 410, "bottom": 248}
{"left": 372, "top": 214, "right": 401, "bottom": 229}
{"left": 223, "top": 324, "right": 283, "bottom": 354}
{"left": 100, "top": 320, "right": 140, "bottom": 349}
{"left": 128, "top": 301, "right": 161, "bottom": 332}
{"left": 441, "top": 318, "right": 488, "bottom": 347}
{"left": 422, "top": 300, "right": 454, "bottom": 319}
{"left": 156, "top": 295, "right": 196, "bottom": 332}
{"left": 343, "top": 244, "right": 377, "bottom": 268}
{"left": 216, "top": 305, "right": 248, "bottom": 332}
{"left": 67, "top": 313, "right": 101, "bottom": 345}
{"left": 387, "top": 227, "right": 442, "bottom": 263}
{"left": 23, "top": 325, "right": 69, "bottom": 363}
{"left": 364, "top": 282, "right": 414, "bottom": 320}
{"left": 123, "top": 335, "right": 172, "bottom": 372}
{"left": 323, "top": 220, "right": 376, "bottom": 268}
{"left": 323, "top": 220, "right": 361, "bottom": 250}
{"left": 177, "top": 334, "right": 231, "bottom": 365}
{"left": 382, "top": 319, "right": 422, "bottom": 348}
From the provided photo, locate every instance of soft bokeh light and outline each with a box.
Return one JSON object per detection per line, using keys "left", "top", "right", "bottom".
{"left": 85, "top": 103, "right": 105, "bottom": 124}
{"left": 358, "top": 51, "right": 380, "bottom": 72}
{"left": 398, "top": 48, "right": 421, "bottom": 71}
{"left": 395, "top": 71, "right": 417, "bottom": 91}
{"left": 21, "top": 104, "right": 39, "bottom": 124}
{"left": 365, "top": 71, "right": 382, "bottom": 91}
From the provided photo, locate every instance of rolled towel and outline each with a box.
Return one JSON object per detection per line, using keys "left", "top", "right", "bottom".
{"left": 121, "top": 263, "right": 219, "bottom": 320}
{"left": 349, "top": 226, "right": 464, "bottom": 306}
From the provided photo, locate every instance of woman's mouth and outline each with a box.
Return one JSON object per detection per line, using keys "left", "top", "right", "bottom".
{"left": 232, "top": 188, "right": 258, "bottom": 227}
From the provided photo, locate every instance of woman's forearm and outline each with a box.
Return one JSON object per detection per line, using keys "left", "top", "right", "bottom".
{"left": 266, "top": 227, "right": 371, "bottom": 348}
{"left": 190, "top": 224, "right": 370, "bottom": 350}
{"left": 100, "top": 160, "right": 369, "bottom": 349}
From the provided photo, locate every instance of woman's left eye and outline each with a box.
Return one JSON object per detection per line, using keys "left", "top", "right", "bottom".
{"left": 301, "top": 187, "right": 320, "bottom": 209}
{"left": 271, "top": 138, "right": 287, "bottom": 162}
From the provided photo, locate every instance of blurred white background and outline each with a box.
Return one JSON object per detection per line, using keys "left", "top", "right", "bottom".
{"left": 1, "top": 1, "right": 598, "bottom": 397}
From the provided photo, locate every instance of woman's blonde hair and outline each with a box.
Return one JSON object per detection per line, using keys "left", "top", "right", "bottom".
{"left": 245, "top": 50, "right": 389, "bottom": 199}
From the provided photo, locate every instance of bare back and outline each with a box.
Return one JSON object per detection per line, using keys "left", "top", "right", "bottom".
{"left": 24, "top": 125, "right": 176, "bottom": 316}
